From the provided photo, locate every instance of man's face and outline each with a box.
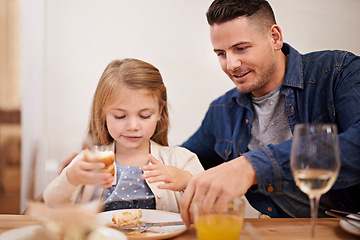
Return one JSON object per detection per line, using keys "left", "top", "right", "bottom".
{"left": 210, "top": 17, "right": 281, "bottom": 97}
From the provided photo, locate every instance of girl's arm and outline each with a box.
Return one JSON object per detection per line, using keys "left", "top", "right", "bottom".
{"left": 58, "top": 152, "right": 78, "bottom": 175}
{"left": 43, "top": 152, "right": 113, "bottom": 207}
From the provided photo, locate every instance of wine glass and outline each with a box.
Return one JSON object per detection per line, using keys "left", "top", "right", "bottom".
{"left": 290, "top": 123, "right": 341, "bottom": 238}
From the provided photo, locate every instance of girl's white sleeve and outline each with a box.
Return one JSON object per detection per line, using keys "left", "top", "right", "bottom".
{"left": 42, "top": 157, "right": 80, "bottom": 207}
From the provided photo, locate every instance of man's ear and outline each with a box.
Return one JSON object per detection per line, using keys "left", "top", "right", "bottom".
{"left": 270, "top": 24, "right": 283, "bottom": 51}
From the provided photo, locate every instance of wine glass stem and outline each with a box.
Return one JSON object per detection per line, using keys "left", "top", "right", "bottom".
{"left": 309, "top": 195, "right": 320, "bottom": 238}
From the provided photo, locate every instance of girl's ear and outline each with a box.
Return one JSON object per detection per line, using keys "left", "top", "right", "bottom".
{"left": 158, "top": 105, "right": 164, "bottom": 121}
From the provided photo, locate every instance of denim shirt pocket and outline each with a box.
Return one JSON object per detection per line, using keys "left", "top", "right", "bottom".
{"left": 214, "top": 141, "right": 233, "bottom": 161}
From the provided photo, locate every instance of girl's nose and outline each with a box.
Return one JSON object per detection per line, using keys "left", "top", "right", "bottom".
{"left": 127, "top": 118, "right": 140, "bottom": 130}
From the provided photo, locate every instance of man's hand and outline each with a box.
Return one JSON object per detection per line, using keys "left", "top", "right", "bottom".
{"left": 142, "top": 154, "right": 192, "bottom": 191}
{"left": 179, "top": 156, "right": 257, "bottom": 226}
{"left": 66, "top": 155, "right": 114, "bottom": 189}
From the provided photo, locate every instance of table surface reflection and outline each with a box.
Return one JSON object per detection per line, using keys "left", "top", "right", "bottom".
{"left": 0, "top": 214, "right": 358, "bottom": 240}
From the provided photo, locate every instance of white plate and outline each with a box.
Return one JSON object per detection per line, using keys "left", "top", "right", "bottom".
{"left": 97, "top": 209, "right": 187, "bottom": 240}
{"left": 0, "top": 225, "right": 127, "bottom": 240}
{"left": 89, "top": 226, "right": 127, "bottom": 240}
{"left": 339, "top": 214, "right": 360, "bottom": 236}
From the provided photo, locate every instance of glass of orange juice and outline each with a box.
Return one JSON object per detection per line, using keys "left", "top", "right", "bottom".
{"left": 192, "top": 197, "right": 245, "bottom": 240}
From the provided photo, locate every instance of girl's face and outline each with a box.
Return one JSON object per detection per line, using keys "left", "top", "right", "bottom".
{"left": 105, "top": 87, "right": 161, "bottom": 153}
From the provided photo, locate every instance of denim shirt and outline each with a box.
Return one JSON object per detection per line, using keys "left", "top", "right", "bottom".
{"left": 182, "top": 43, "right": 360, "bottom": 217}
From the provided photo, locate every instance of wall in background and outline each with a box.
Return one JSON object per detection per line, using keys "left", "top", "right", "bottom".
{"left": 20, "top": 0, "right": 360, "bottom": 215}
{"left": 0, "top": 0, "right": 20, "bottom": 110}
{"left": 0, "top": 0, "right": 21, "bottom": 214}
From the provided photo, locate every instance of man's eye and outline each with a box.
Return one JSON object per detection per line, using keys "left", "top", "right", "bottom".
{"left": 217, "top": 52, "right": 225, "bottom": 57}
{"left": 237, "top": 46, "right": 247, "bottom": 52}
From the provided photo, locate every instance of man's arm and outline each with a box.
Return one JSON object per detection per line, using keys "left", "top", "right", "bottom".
{"left": 180, "top": 155, "right": 256, "bottom": 226}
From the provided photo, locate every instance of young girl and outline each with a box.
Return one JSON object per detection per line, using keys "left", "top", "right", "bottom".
{"left": 43, "top": 58, "right": 204, "bottom": 213}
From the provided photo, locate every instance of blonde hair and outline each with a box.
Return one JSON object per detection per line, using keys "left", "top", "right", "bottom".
{"left": 87, "top": 58, "right": 169, "bottom": 146}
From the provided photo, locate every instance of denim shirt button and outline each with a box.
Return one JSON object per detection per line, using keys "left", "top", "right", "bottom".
{"left": 245, "top": 119, "right": 249, "bottom": 125}
{"left": 267, "top": 185, "right": 274, "bottom": 193}
{"left": 267, "top": 207, "right": 273, "bottom": 212}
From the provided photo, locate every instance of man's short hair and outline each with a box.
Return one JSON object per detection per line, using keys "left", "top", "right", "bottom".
{"left": 206, "top": 0, "right": 276, "bottom": 29}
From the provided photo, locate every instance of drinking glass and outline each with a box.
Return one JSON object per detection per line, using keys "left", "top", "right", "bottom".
{"left": 192, "top": 198, "right": 245, "bottom": 240}
{"left": 75, "top": 134, "right": 114, "bottom": 204}
{"left": 26, "top": 134, "right": 112, "bottom": 240}
{"left": 290, "top": 123, "right": 341, "bottom": 238}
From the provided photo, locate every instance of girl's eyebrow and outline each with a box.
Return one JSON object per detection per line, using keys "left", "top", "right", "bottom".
{"left": 110, "top": 107, "right": 156, "bottom": 112}
{"left": 109, "top": 108, "right": 125, "bottom": 111}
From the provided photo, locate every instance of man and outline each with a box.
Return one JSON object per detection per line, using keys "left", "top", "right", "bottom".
{"left": 180, "top": 0, "right": 360, "bottom": 226}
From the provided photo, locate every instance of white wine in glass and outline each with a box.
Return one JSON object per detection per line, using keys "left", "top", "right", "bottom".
{"left": 291, "top": 123, "right": 341, "bottom": 238}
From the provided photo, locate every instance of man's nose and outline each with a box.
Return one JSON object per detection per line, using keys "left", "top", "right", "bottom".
{"left": 227, "top": 53, "right": 241, "bottom": 72}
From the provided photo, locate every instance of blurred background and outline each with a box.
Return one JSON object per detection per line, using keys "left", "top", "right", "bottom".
{"left": 0, "top": 0, "right": 359, "bottom": 216}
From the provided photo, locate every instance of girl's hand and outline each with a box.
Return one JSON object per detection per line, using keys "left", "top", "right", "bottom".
{"left": 142, "top": 154, "right": 192, "bottom": 191}
{"left": 66, "top": 156, "right": 114, "bottom": 189}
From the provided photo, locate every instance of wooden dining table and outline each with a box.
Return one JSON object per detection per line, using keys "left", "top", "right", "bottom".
{"left": 0, "top": 214, "right": 358, "bottom": 240}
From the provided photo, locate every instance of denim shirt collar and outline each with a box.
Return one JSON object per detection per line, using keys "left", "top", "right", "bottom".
{"left": 282, "top": 43, "right": 304, "bottom": 90}
{"left": 234, "top": 91, "right": 252, "bottom": 108}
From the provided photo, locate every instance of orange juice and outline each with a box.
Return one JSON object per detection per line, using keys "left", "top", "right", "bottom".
{"left": 195, "top": 214, "right": 244, "bottom": 240}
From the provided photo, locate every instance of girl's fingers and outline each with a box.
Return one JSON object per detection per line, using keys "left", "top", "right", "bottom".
{"left": 81, "top": 161, "right": 105, "bottom": 171}
{"left": 142, "top": 169, "right": 161, "bottom": 178}
{"left": 157, "top": 183, "right": 174, "bottom": 190}
{"left": 83, "top": 172, "right": 112, "bottom": 185}
{"left": 142, "top": 164, "right": 159, "bottom": 171}
{"left": 147, "top": 175, "right": 168, "bottom": 183}
{"left": 67, "top": 158, "right": 110, "bottom": 186}
{"left": 148, "top": 154, "right": 162, "bottom": 165}
{"left": 102, "top": 177, "right": 114, "bottom": 189}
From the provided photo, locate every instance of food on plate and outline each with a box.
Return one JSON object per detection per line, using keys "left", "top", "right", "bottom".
{"left": 83, "top": 149, "right": 115, "bottom": 177}
{"left": 112, "top": 209, "right": 143, "bottom": 227}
